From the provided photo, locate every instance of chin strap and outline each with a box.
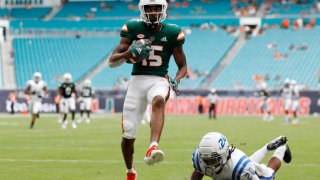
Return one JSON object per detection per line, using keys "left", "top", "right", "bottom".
{"left": 227, "top": 145, "right": 235, "bottom": 161}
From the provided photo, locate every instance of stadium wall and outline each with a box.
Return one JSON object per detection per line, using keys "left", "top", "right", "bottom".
{"left": 1, "top": 90, "right": 319, "bottom": 115}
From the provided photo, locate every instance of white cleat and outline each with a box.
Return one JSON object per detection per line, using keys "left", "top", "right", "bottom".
{"left": 292, "top": 119, "right": 299, "bottom": 125}
{"left": 62, "top": 123, "right": 67, "bottom": 129}
{"left": 72, "top": 122, "right": 77, "bottom": 129}
{"left": 86, "top": 118, "right": 90, "bottom": 124}
{"left": 268, "top": 115, "right": 274, "bottom": 122}
{"left": 144, "top": 145, "right": 164, "bottom": 165}
{"left": 58, "top": 119, "right": 62, "bottom": 124}
{"left": 262, "top": 115, "right": 268, "bottom": 121}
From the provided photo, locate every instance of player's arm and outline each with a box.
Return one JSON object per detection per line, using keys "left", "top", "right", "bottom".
{"left": 43, "top": 87, "right": 48, "bottom": 95}
{"left": 173, "top": 45, "right": 187, "bottom": 83}
{"left": 72, "top": 86, "right": 78, "bottom": 98}
{"left": 108, "top": 37, "right": 132, "bottom": 68}
{"left": 25, "top": 85, "right": 31, "bottom": 95}
{"left": 43, "top": 83, "right": 48, "bottom": 96}
{"left": 58, "top": 86, "right": 62, "bottom": 96}
{"left": 190, "top": 170, "right": 204, "bottom": 180}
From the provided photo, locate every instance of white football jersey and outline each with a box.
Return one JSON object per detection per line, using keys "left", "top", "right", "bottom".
{"left": 192, "top": 148, "right": 256, "bottom": 180}
{"left": 27, "top": 80, "right": 47, "bottom": 101}
{"left": 281, "top": 85, "right": 292, "bottom": 99}
{"left": 291, "top": 86, "right": 300, "bottom": 100}
{"left": 208, "top": 94, "right": 218, "bottom": 104}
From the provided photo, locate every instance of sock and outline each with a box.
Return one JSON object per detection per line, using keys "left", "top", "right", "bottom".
{"left": 272, "top": 145, "right": 286, "bottom": 161}
{"left": 249, "top": 144, "right": 269, "bottom": 163}
{"left": 150, "top": 141, "right": 159, "bottom": 148}
{"left": 127, "top": 168, "right": 135, "bottom": 173}
{"left": 30, "top": 121, "right": 35, "bottom": 129}
{"left": 72, "top": 112, "right": 75, "bottom": 121}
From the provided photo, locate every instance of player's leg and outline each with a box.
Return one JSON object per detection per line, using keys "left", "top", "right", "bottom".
{"left": 69, "top": 98, "right": 77, "bottom": 129}
{"left": 29, "top": 101, "right": 36, "bottom": 129}
{"left": 267, "top": 141, "right": 292, "bottom": 172}
{"left": 265, "top": 99, "right": 273, "bottom": 121}
{"left": 144, "top": 77, "right": 170, "bottom": 165}
{"left": 60, "top": 99, "right": 68, "bottom": 129}
{"left": 250, "top": 136, "right": 287, "bottom": 163}
{"left": 31, "top": 101, "right": 42, "bottom": 129}
{"left": 252, "top": 136, "right": 291, "bottom": 179}
{"left": 208, "top": 103, "right": 213, "bottom": 119}
{"left": 292, "top": 100, "right": 299, "bottom": 124}
{"left": 122, "top": 76, "right": 148, "bottom": 178}
{"left": 283, "top": 99, "right": 291, "bottom": 124}
{"left": 85, "top": 98, "right": 92, "bottom": 123}
{"left": 259, "top": 100, "right": 267, "bottom": 121}
{"left": 121, "top": 138, "right": 137, "bottom": 177}
{"left": 78, "top": 102, "right": 84, "bottom": 123}
{"left": 213, "top": 103, "right": 217, "bottom": 119}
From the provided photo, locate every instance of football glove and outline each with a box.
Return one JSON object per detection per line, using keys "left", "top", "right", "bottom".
{"left": 166, "top": 75, "right": 180, "bottom": 96}
{"left": 128, "top": 40, "right": 152, "bottom": 63}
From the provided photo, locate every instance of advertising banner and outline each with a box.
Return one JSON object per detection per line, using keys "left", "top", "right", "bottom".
{"left": 0, "top": 90, "right": 319, "bottom": 115}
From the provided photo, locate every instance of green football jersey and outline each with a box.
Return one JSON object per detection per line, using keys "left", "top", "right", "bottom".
{"left": 120, "top": 19, "right": 185, "bottom": 77}
{"left": 81, "top": 86, "right": 94, "bottom": 98}
{"left": 59, "top": 82, "right": 76, "bottom": 98}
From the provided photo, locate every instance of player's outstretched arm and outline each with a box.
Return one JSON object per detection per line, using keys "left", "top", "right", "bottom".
{"left": 108, "top": 37, "right": 132, "bottom": 68}
{"left": 190, "top": 170, "right": 204, "bottom": 180}
{"left": 173, "top": 45, "right": 187, "bottom": 83}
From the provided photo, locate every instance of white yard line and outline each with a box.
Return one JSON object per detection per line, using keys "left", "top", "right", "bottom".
{"left": 0, "top": 158, "right": 319, "bottom": 167}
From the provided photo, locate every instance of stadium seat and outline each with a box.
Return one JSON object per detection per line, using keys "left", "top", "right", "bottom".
{"left": 14, "top": 37, "right": 118, "bottom": 88}
{"left": 212, "top": 28, "right": 320, "bottom": 89}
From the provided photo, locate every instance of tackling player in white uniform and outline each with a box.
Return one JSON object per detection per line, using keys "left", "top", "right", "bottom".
{"left": 280, "top": 78, "right": 292, "bottom": 124}
{"left": 191, "top": 132, "right": 292, "bottom": 180}
{"left": 25, "top": 72, "right": 48, "bottom": 129}
{"left": 78, "top": 79, "right": 95, "bottom": 124}
{"left": 58, "top": 73, "right": 78, "bottom": 129}
{"left": 255, "top": 81, "right": 273, "bottom": 121}
{"left": 291, "top": 80, "right": 300, "bottom": 124}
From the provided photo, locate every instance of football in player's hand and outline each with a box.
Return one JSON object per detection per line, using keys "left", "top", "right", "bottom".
{"left": 127, "top": 39, "right": 152, "bottom": 64}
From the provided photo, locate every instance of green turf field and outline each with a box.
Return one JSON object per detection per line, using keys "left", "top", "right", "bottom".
{"left": 0, "top": 114, "right": 319, "bottom": 180}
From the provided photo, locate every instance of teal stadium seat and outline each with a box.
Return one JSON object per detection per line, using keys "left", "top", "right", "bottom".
{"left": 11, "top": 8, "right": 51, "bottom": 19}
{"left": 14, "top": 37, "right": 118, "bottom": 88}
{"left": 212, "top": 28, "right": 320, "bottom": 89}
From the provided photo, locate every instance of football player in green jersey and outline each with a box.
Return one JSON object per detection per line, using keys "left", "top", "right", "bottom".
{"left": 109, "top": 0, "right": 187, "bottom": 179}
{"left": 58, "top": 73, "right": 78, "bottom": 129}
{"left": 78, "top": 79, "right": 95, "bottom": 124}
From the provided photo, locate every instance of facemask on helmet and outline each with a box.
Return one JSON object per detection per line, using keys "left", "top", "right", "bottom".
{"left": 63, "top": 73, "right": 72, "bottom": 84}
{"left": 33, "top": 72, "right": 42, "bottom": 83}
{"left": 139, "top": 0, "right": 167, "bottom": 24}
{"left": 198, "top": 132, "right": 230, "bottom": 173}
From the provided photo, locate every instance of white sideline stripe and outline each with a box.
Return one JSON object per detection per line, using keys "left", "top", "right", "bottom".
{"left": 0, "top": 146, "right": 320, "bottom": 155}
{"left": 0, "top": 159, "right": 319, "bottom": 167}
{"left": 0, "top": 122, "right": 18, "bottom": 126}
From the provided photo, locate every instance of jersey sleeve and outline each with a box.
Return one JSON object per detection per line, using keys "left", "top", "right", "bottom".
{"left": 120, "top": 21, "right": 134, "bottom": 41}
{"left": 175, "top": 26, "right": 185, "bottom": 47}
